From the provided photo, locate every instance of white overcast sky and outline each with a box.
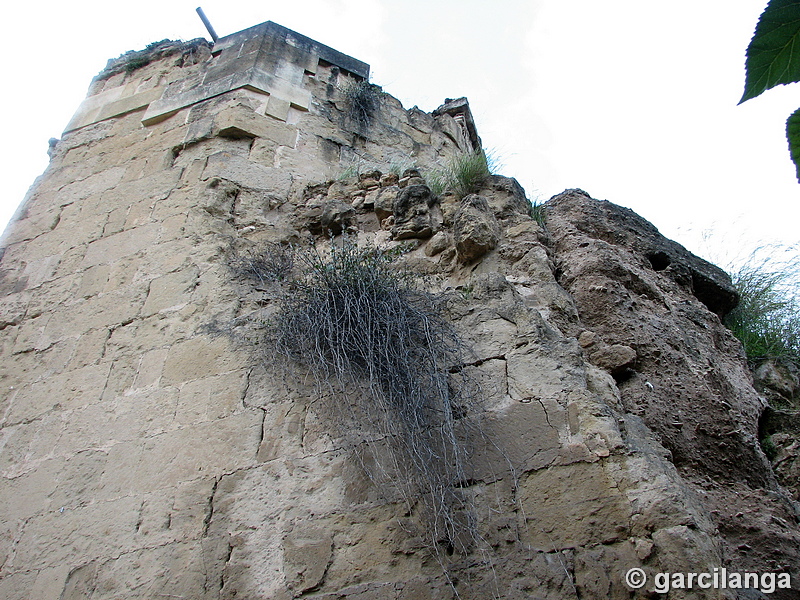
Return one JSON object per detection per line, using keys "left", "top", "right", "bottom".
{"left": 2, "top": 0, "right": 797, "bottom": 267}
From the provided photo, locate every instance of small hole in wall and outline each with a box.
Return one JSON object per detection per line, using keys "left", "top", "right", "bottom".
{"left": 647, "top": 251, "right": 671, "bottom": 271}
{"left": 612, "top": 367, "right": 636, "bottom": 385}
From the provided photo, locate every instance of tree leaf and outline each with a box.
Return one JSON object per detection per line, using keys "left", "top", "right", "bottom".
{"left": 740, "top": 0, "right": 800, "bottom": 104}
{"left": 786, "top": 107, "right": 800, "bottom": 181}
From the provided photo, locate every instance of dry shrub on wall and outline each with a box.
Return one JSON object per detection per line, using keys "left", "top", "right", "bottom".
{"left": 280, "top": 241, "right": 481, "bottom": 553}
{"left": 230, "top": 242, "right": 293, "bottom": 285}
{"left": 341, "top": 79, "right": 381, "bottom": 130}
{"left": 240, "top": 238, "right": 484, "bottom": 556}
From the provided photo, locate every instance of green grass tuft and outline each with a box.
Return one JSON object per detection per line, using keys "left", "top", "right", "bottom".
{"left": 426, "top": 149, "right": 494, "bottom": 199}
{"left": 724, "top": 245, "right": 800, "bottom": 366}
{"left": 529, "top": 199, "right": 546, "bottom": 227}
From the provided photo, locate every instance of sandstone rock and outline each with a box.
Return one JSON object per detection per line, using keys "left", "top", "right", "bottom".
{"left": 391, "top": 184, "right": 438, "bottom": 240}
{"left": 754, "top": 358, "right": 800, "bottom": 404}
{"left": 476, "top": 175, "right": 531, "bottom": 221}
{"left": 578, "top": 330, "right": 637, "bottom": 377}
{"left": 358, "top": 178, "right": 380, "bottom": 190}
{"left": 590, "top": 344, "right": 637, "bottom": 377}
{"left": 360, "top": 188, "right": 379, "bottom": 211}
{"left": 424, "top": 231, "right": 450, "bottom": 257}
{"left": 327, "top": 178, "right": 360, "bottom": 200}
{"left": 547, "top": 189, "right": 738, "bottom": 317}
{"left": 437, "top": 190, "right": 460, "bottom": 226}
{"left": 452, "top": 194, "right": 500, "bottom": 263}
{"left": 283, "top": 525, "right": 333, "bottom": 595}
{"left": 771, "top": 432, "right": 800, "bottom": 501}
{"left": 547, "top": 189, "right": 800, "bottom": 580}
{"left": 201, "top": 178, "right": 239, "bottom": 217}
{"left": 350, "top": 193, "right": 366, "bottom": 210}
{"left": 373, "top": 185, "right": 398, "bottom": 221}
{"left": 379, "top": 172, "right": 398, "bottom": 187}
{"left": 359, "top": 169, "right": 382, "bottom": 182}
{"left": 302, "top": 200, "right": 355, "bottom": 235}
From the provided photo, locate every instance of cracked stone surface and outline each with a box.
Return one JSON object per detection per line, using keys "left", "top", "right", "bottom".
{"left": 1, "top": 26, "right": 799, "bottom": 600}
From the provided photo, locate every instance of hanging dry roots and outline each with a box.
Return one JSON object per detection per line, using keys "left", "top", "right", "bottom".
{"left": 271, "top": 240, "right": 482, "bottom": 554}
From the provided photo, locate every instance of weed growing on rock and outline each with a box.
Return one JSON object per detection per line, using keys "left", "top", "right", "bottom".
{"left": 124, "top": 55, "right": 150, "bottom": 73}
{"left": 269, "top": 239, "right": 481, "bottom": 554}
{"left": 529, "top": 199, "right": 546, "bottom": 228}
{"left": 725, "top": 245, "right": 800, "bottom": 366}
{"left": 335, "top": 165, "right": 359, "bottom": 181}
{"left": 761, "top": 434, "right": 778, "bottom": 461}
{"left": 342, "top": 80, "right": 381, "bottom": 130}
{"left": 427, "top": 149, "right": 493, "bottom": 199}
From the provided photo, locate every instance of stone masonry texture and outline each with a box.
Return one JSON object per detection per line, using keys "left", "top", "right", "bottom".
{"left": 1, "top": 21, "right": 798, "bottom": 600}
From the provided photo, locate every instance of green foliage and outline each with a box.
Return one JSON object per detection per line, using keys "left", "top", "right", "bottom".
{"left": 761, "top": 433, "right": 779, "bottom": 461}
{"left": 740, "top": 0, "right": 800, "bottom": 103}
{"left": 458, "top": 284, "right": 474, "bottom": 300}
{"left": 741, "top": 0, "right": 800, "bottom": 180}
{"left": 426, "top": 170, "right": 446, "bottom": 196}
{"left": 144, "top": 40, "right": 168, "bottom": 52}
{"left": 450, "top": 150, "right": 492, "bottom": 198}
{"left": 335, "top": 165, "right": 359, "bottom": 181}
{"left": 427, "top": 149, "right": 493, "bottom": 199}
{"left": 724, "top": 246, "right": 800, "bottom": 365}
{"left": 529, "top": 199, "right": 547, "bottom": 228}
{"left": 787, "top": 107, "right": 800, "bottom": 180}
{"left": 124, "top": 56, "right": 150, "bottom": 73}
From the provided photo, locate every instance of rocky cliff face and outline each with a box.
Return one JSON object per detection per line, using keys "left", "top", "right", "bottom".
{"left": 0, "top": 22, "right": 797, "bottom": 600}
{"left": 546, "top": 192, "right": 800, "bottom": 591}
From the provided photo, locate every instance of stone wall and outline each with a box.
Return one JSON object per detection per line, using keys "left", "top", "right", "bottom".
{"left": 1, "top": 21, "right": 797, "bottom": 600}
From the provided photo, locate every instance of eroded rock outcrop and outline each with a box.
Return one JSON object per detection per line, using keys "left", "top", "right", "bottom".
{"left": 546, "top": 190, "right": 800, "bottom": 591}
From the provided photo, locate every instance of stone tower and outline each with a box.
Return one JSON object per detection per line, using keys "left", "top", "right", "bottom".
{"left": 1, "top": 21, "right": 798, "bottom": 600}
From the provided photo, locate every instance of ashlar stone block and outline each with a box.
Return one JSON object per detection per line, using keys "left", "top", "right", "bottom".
{"left": 175, "top": 369, "right": 249, "bottom": 424}
{"left": 12, "top": 494, "right": 143, "bottom": 569}
{"left": 161, "top": 335, "right": 243, "bottom": 385}
{"left": 131, "top": 411, "right": 263, "bottom": 492}
{"left": 5, "top": 362, "right": 112, "bottom": 425}
{"left": 142, "top": 265, "right": 200, "bottom": 316}
{"left": 84, "top": 540, "right": 209, "bottom": 600}
{"left": 81, "top": 222, "right": 161, "bottom": 267}
{"left": 215, "top": 105, "right": 298, "bottom": 147}
{"left": 28, "top": 565, "right": 72, "bottom": 600}
{"left": 518, "top": 461, "right": 632, "bottom": 551}
{"left": 203, "top": 151, "right": 294, "bottom": 197}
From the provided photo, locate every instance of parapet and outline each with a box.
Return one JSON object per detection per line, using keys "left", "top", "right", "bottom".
{"left": 65, "top": 21, "right": 370, "bottom": 133}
